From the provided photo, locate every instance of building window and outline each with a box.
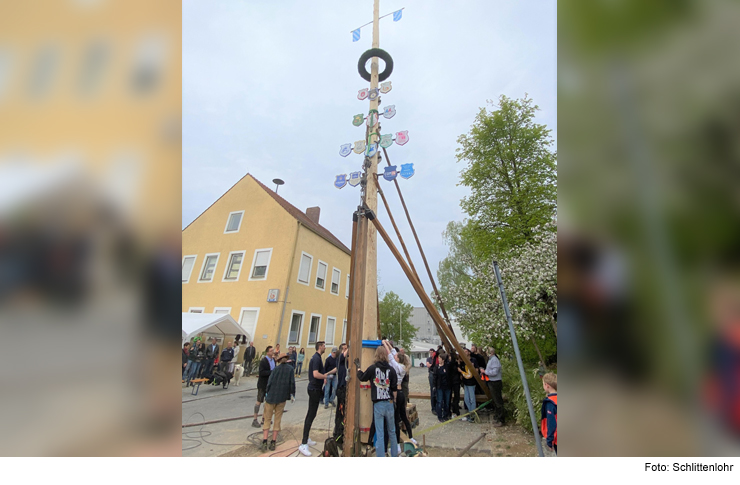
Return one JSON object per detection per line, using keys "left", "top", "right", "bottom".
{"left": 182, "top": 255, "right": 196, "bottom": 283}
{"left": 198, "top": 254, "right": 219, "bottom": 282}
{"left": 239, "top": 307, "right": 260, "bottom": 343}
{"left": 331, "top": 268, "right": 341, "bottom": 295}
{"left": 224, "top": 210, "right": 244, "bottom": 234}
{"left": 308, "top": 315, "right": 321, "bottom": 345}
{"left": 325, "top": 317, "right": 336, "bottom": 345}
{"left": 346, "top": 274, "right": 350, "bottom": 298}
{"left": 249, "top": 248, "right": 273, "bottom": 281}
{"left": 288, "top": 312, "right": 303, "bottom": 345}
{"left": 222, "top": 251, "right": 245, "bottom": 281}
{"left": 214, "top": 307, "right": 231, "bottom": 315}
{"left": 297, "top": 252, "right": 313, "bottom": 285}
{"left": 342, "top": 320, "right": 347, "bottom": 344}
{"left": 315, "top": 261, "right": 327, "bottom": 290}
{"left": 188, "top": 307, "right": 204, "bottom": 313}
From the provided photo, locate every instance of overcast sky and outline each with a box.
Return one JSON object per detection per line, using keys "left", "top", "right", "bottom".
{"left": 183, "top": 0, "right": 556, "bottom": 307}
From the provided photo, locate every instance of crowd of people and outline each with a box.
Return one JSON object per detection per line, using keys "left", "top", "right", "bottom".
{"left": 182, "top": 335, "right": 557, "bottom": 457}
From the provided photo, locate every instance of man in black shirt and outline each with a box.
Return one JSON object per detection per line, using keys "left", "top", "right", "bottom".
{"left": 298, "top": 341, "right": 336, "bottom": 457}
{"left": 425, "top": 348, "right": 437, "bottom": 413}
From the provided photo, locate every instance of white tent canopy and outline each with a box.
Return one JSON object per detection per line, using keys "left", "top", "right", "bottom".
{"left": 182, "top": 313, "right": 251, "bottom": 344}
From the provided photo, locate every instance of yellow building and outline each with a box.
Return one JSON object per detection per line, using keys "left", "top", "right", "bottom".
{"left": 182, "top": 174, "right": 351, "bottom": 357}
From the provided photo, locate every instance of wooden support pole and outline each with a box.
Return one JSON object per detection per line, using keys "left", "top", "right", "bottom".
{"left": 373, "top": 175, "right": 454, "bottom": 354}
{"left": 369, "top": 212, "right": 493, "bottom": 401}
{"left": 457, "top": 433, "right": 487, "bottom": 457}
{"left": 381, "top": 146, "right": 456, "bottom": 337}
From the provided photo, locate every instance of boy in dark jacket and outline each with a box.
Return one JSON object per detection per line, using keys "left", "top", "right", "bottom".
{"left": 260, "top": 353, "right": 296, "bottom": 452}
{"left": 252, "top": 346, "right": 275, "bottom": 428}
{"left": 433, "top": 351, "right": 452, "bottom": 422}
{"left": 541, "top": 372, "right": 557, "bottom": 455}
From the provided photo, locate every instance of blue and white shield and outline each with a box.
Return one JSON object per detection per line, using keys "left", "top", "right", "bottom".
{"left": 339, "top": 144, "right": 352, "bottom": 157}
{"left": 379, "top": 133, "right": 393, "bottom": 149}
{"left": 348, "top": 171, "right": 362, "bottom": 187}
{"left": 334, "top": 174, "right": 347, "bottom": 189}
{"left": 383, "top": 165, "right": 398, "bottom": 181}
{"left": 368, "top": 88, "right": 379, "bottom": 101}
{"left": 400, "top": 163, "right": 415, "bottom": 179}
{"left": 382, "top": 105, "right": 396, "bottom": 119}
{"left": 365, "top": 143, "right": 378, "bottom": 158}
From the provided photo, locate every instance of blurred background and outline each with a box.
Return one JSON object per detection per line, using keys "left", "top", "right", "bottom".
{"left": 559, "top": 0, "right": 740, "bottom": 456}
{"left": 0, "top": 0, "right": 180, "bottom": 455}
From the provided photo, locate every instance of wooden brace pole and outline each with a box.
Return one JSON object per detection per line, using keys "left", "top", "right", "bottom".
{"left": 368, "top": 211, "right": 493, "bottom": 401}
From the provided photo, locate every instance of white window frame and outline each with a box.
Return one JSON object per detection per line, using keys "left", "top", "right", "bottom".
{"left": 224, "top": 210, "right": 245, "bottom": 234}
{"left": 296, "top": 251, "right": 313, "bottom": 286}
{"left": 315, "top": 260, "right": 328, "bottom": 291}
{"left": 197, "top": 252, "right": 220, "bottom": 283}
{"left": 238, "top": 307, "right": 261, "bottom": 343}
{"left": 221, "top": 250, "right": 246, "bottom": 282}
{"left": 287, "top": 310, "right": 305, "bottom": 347}
{"left": 325, "top": 316, "right": 336, "bottom": 345}
{"left": 346, "top": 274, "right": 350, "bottom": 298}
{"left": 188, "top": 307, "right": 205, "bottom": 313}
{"left": 308, "top": 313, "right": 322, "bottom": 346}
{"left": 213, "top": 307, "right": 231, "bottom": 315}
{"left": 341, "top": 319, "right": 347, "bottom": 344}
{"left": 182, "top": 254, "right": 197, "bottom": 283}
{"left": 330, "top": 267, "right": 341, "bottom": 295}
{"left": 248, "top": 248, "right": 274, "bottom": 281}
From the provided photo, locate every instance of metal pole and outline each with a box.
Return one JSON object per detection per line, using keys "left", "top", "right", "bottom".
{"left": 492, "top": 260, "right": 544, "bottom": 457}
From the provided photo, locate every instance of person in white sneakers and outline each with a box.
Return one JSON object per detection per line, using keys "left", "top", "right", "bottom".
{"left": 382, "top": 340, "right": 417, "bottom": 454}
{"left": 298, "top": 341, "right": 336, "bottom": 456}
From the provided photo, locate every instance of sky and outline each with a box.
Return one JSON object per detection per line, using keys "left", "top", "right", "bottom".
{"left": 183, "top": 0, "right": 556, "bottom": 307}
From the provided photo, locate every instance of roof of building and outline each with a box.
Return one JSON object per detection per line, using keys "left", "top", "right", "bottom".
{"left": 183, "top": 173, "right": 350, "bottom": 255}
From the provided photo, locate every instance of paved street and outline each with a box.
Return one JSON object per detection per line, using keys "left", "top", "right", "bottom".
{"left": 182, "top": 366, "right": 538, "bottom": 457}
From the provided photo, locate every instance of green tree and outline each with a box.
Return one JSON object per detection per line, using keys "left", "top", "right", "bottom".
{"left": 378, "top": 291, "right": 417, "bottom": 350}
{"left": 456, "top": 95, "right": 557, "bottom": 260}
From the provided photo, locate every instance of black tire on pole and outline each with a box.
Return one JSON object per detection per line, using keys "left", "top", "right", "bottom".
{"left": 357, "top": 48, "right": 393, "bottom": 82}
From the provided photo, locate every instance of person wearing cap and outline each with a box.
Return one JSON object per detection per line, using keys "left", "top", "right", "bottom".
{"left": 323, "top": 347, "right": 339, "bottom": 408}
{"left": 260, "top": 352, "right": 296, "bottom": 452}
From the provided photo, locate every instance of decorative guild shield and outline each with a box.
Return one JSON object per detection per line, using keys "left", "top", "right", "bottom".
{"left": 382, "top": 105, "right": 396, "bottom": 119}
{"left": 352, "top": 114, "right": 364, "bottom": 127}
{"left": 367, "top": 110, "right": 378, "bottom": 128}
{"left": 353, "top": 140, "right": 366, "bottom": 154}
{"left": 400, "top": 163, "right": 415, "bottom": 179}
{"left": 368, "top": 88, "right": 379, "bottom": 101}
{"left": 365, "top": 143, "right": 378, "bottom": 158}
{"left": 380, "top": 81, "right": 392, "bottom": 94}
{"left": 357, "top": 88, "right": 369, "bottom": 100}
{"left": 334, "top": 174, "right": 348, "bottom": 189}
{"left": 339, "top": 143, "right": 352, "bottom": 157}
{"left": 395, "top": 130, "right": 409, "bottom": 146}
{"left": 383, "top": 165, "right": 398, "bottom": 181}
{"left": 379, "top": 133, "right": 393, "bottom": 148}
{"left": 348, "top": 171, "right": 362, "bottom": 187}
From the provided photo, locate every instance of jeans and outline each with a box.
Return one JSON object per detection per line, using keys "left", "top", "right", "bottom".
{"left": 428, "top": 372, "right": 436, "bottom": 412}
{"left": 296, "top": 362, "right": 303, "bottom": 376}
{"left": 183, "top": 361, "right": 193, "bottom": 380}
{"left": 463, "top": 385, "right": 476, "bottom": 415}
{"left": 324, "top": 374, "right": 337, "bottom": 405}
{"left": 487, "top": 380, "right": 505, "bottom": 424}
{"left": 451, "top": 384, "right": 461, "bottom": 415}
{"left": 436, "top": 388, "right": 451, "bottom": 420}
{"left": 244, "top": 359, "right": 253, "bottom": 376}
{"left": 302, "top": 388, "right": 323, "bottom": 445}
{"left": 373, "top": 400, "right": 398, "bottom": 457}
{"left": 187, "top": 362, "right": 201, "bottom": 382}
{"left": 203, "top": 358, "right": 215, "bottom": 377}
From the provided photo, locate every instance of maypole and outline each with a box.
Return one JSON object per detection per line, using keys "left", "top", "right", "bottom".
{"left": 335, "top": 1, "right": 410, "bottom": 456}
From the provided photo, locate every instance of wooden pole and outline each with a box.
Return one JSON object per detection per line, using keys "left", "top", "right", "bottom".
{"left": 343, "top": 212, "right": 359, "bottom": 457}
{"left": 457, "top": 433, "right": 487, "bottom": 457}
{"left": 357, "top": 0, "right": 381, "bottom": 447}
{"left": 373, "top": 175, "right": 454, "bottom": 354}
{"left": 369, "top": 212, "right": 493, "bottom": 400}
{"left": 381, "top": 146, "right": 456, "bottom": 336}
